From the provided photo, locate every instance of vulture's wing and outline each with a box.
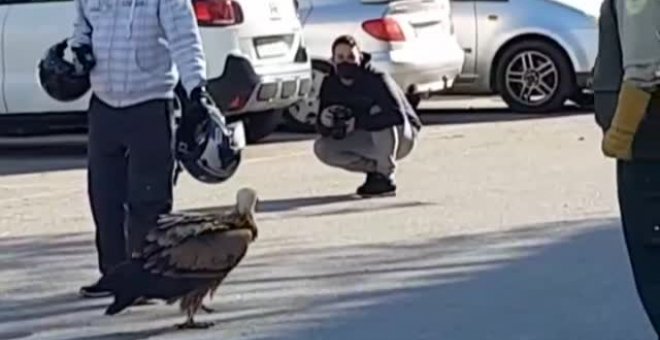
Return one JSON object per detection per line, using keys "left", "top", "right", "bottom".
{"left": 140, "top": 211, "right": 239, "bottom": 258}
{"left": 144, "top": 228, "right": 254, "bottom": 279}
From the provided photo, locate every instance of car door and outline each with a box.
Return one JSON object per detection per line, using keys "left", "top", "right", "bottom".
{"left": 3, "top": 0, "right": 89, "bottom": 115}
{"left": 449, "top": 0, "right": 477, "bottom": 76}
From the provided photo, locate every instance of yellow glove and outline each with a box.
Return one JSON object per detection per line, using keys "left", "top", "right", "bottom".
{"left": 602, "top": 81, "right": 652, "bottom": 160}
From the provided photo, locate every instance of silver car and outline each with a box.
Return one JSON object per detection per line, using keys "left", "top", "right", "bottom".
{"left": 447, "top": 0, "right": 600, "bottom": 112}
{"left": 282, "top": 0, "right": 465, "bottom": 131}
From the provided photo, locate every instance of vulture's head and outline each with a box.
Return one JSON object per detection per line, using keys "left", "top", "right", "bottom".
{"left": 236, "top": 187, "right": 258, "bottom": 215}
{"left": 235, "top": 187, "right": 259, "bottom": 240}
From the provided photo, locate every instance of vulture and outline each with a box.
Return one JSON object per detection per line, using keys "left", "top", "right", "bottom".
{"left": 96, "top": 187, "right": 259, "bottom": 329}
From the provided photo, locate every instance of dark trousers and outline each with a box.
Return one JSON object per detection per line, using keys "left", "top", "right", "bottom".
{"left": 617, "top": 160, "right": 660, "bottom": 337}
{"left": 87, "top": 95, "right": 175, "bottom": 275}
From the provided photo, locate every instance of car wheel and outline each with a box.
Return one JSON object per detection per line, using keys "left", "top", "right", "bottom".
{"left": 406, "top": 93, "right": 422, "bottom": 110}
{"left": 281, "top": 60, "right": 334, "bottom": 133}
{"left": 233, "top": 109, "right": 283, "bottom": 144}
{"left": 495, "top": 40, "right": 574, "bottom": 113}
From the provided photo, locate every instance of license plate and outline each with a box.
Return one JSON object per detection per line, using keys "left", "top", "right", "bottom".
{"left": 228, "top": 120, "right": 246, "bottom": 149}
{"left": 412, "top": 21, "right": 442, "bottom": 39}
{"left": 255, "top": 38, "right": 288, "bottom": 58}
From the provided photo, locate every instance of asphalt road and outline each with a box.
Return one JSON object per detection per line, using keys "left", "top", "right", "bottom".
{"left": 0, "top": 97, "right": 656, "bottom": 340}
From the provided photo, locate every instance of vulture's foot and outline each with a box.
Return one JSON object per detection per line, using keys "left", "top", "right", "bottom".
{"left": 201, "top": 304, "right": 215, "bottom": 314}
{"left": 176, "top": 318, "right": 214, "bottom": 330}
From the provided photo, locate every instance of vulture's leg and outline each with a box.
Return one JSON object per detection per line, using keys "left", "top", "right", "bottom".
{"left": 176, "top": 306, "right": 214, "bottom": 329}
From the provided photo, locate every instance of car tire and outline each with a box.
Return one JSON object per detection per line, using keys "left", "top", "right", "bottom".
{"left": 406, "top": 93, "right": 422, "bottom": 110}
{"left": 234, "top": 109, "right": 283, "bottom": 144}
{"left": 281, "top": 60, "right": 334, "bottom": 133}
{"left": 495, "top": 40, "right": 574, "bottom": 113}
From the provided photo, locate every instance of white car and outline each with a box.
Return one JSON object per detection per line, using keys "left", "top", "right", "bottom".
{"left": 0, "top": 0, "right": 311, "bottom": 143}
{"left": 281, "top": 0, "right": 465, "bottom": 131}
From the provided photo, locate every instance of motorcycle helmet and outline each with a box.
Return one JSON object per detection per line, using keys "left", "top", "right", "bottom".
{"left": 175, "top": 102, "right": 245, "bottom": 184}
{"left": 37, "top": 39, "right": 91, "bottom": 102}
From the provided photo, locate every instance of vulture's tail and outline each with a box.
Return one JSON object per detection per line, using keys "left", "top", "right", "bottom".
{"left": 97, "top": 260, "right": 144, "bottom": 291}
{"left": 97, "top": 260, "right": 148, "bottom": 316}
{"left": 105, "top": 293, "right": 140, "bottom": 316}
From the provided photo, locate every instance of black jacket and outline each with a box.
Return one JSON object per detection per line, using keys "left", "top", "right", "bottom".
{"left": 594, "top": 0, "right": 660, "bottom": 159}
{"left": 317, "top": 54, "right": 422, "bottom": 133}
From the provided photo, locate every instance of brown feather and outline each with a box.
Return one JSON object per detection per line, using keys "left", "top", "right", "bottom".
{"left": 158, "top": 229, "right": 252, "bottom": 278}
{"left": 140, "top": 208, "right": 255, "bottom": 280}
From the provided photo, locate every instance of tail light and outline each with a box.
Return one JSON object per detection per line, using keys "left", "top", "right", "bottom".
{"left": 362, "top": 18, "right": 405, "bottom": 42}
{"left": 194, "top": 0, "right": 244, "bottom": 26}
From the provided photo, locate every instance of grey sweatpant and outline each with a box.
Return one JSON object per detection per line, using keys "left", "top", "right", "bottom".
{"left": 313, "top": 123, "right": 418, "bottom": 178}
{"left": 87, "top": 95, "right": 175, "bottom": 275}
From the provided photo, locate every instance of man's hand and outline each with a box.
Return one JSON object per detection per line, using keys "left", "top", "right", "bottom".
{"left": 188, "top": 85, "right": 223, "bottom": 122}
{"left": 176, "top": 86, "right": 223, "bottom": 159}
{"left": 71, "top": 44, "right": 96, "bottom": 73}
{"left": 602, "top": 82, "right": 652, "bottom": 160}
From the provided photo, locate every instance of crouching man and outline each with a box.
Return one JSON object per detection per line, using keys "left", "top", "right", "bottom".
{"left": 313, "top": 35, "right": 422, "bottom": 197}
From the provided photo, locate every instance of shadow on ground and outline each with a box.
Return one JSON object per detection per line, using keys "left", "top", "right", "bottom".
{"left": 0, "top": 216, "right": 654, "bottom": 340}
{"left": 419, "top": 105, "right": 590, "bottom": 126}
{"left": 185, "top": 193, "right": 436, "bottom": 222}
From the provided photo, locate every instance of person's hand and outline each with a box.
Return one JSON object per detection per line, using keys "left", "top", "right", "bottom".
{"left": 189, "top": 86, "right": 215, "bottom": 109}
{"left": 318, "top": 105, "right": 338, "bottom": 130}
{"left": 602, "top": 82, "right": 651, "bottom": 160}
{"left": 71, "top": 44, "right": 96, "bottom": 73}
{"left": 318, "top": 105, "right": 355, "bottom": 139}
{"left": 188, "top": 86, "right": 224, "bottom": 123}
{"left": 176, "top": 86, "right": 223, "bottom": 159}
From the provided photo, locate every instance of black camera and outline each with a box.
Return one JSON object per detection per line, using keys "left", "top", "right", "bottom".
{"left": 329, "top": 105, "right": 353, "bottom": 140}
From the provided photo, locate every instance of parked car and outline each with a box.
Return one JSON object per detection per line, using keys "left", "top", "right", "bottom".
{"left": 447, "top": 0, "right": 600, "bottom": 112}
{"left": 281, "top": 0, "right": 465, "bottom": 131}
{"left": 0, "top": 0, "right": 311, "bottom": 143}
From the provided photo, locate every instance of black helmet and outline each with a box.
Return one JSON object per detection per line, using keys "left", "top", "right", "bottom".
{"left": 174, "top": 100, "right": 245, "bottom": 184}
{"left": 37, "top": 39, "right": 90, "bottom": 102}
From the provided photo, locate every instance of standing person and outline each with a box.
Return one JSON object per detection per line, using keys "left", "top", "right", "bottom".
{"left": 70, "top": 0, "right": 216, "bottom": 298}
{"left": 594, "top": 0, "right": 660, "bottom": 337}
{"left": 313, "top": 35, "right": 422, "bottom": 197}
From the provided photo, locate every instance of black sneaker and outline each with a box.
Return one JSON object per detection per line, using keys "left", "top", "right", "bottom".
{"left": 357, "top": 173, "right": 396, "bottom": 197}
{"left": 79, "top": 281, "right": 113, "bottom": 298}
{"left": 356, "top": 172, "right": 377, "bottom": 194}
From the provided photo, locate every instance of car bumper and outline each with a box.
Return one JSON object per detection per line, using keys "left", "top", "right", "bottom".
{"left": 367, "top": 36, "right": 465, "bottom": 94}
{"left": 206, "top": 55, "right": 312, "bottom": 116}
{"left": 566, "top": 28, "right": 598, "bottom": 74}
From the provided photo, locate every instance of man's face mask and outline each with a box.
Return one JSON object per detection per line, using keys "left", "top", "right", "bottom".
{"left": 335, "top": 62, "right": 361, "bottom": 82}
